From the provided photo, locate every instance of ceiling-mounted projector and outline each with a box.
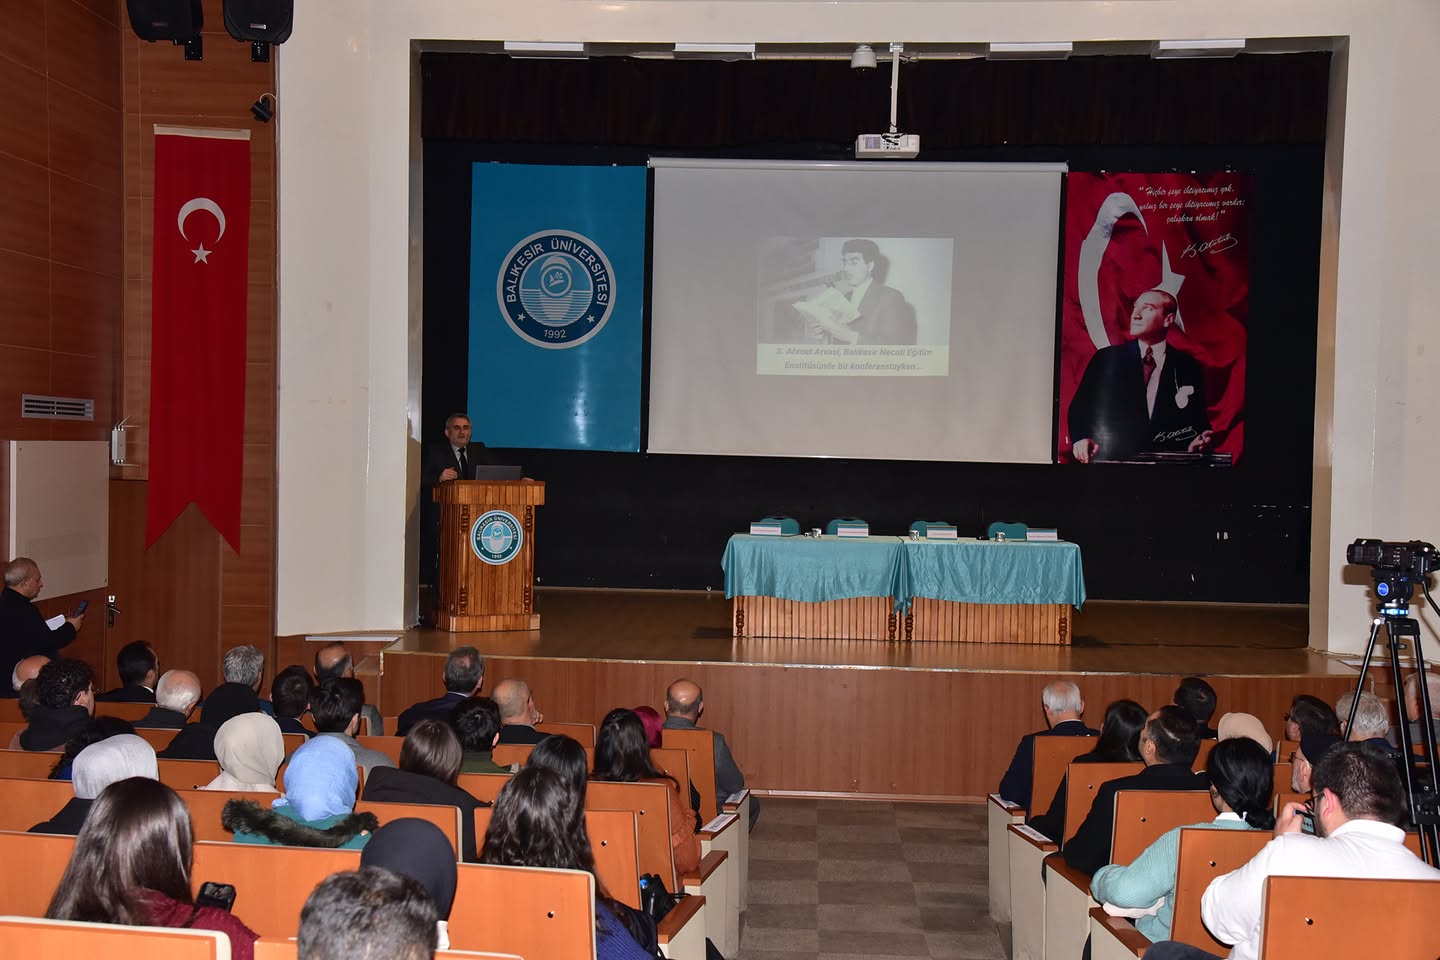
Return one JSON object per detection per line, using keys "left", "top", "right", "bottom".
{"left": 855, "top": 132, "right": 920, "bottom": 159}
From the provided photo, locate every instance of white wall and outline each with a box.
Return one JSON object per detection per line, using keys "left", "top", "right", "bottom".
{"left": 276, "top": 0, "right": 1440, "bottom": 654}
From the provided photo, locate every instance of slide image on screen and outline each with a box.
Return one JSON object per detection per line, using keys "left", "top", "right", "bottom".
{"left": 756, "top": 236, "right": 952, "bottom": 377}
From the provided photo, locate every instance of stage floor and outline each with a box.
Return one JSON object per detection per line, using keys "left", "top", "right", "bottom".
{"left": 389, "top": 588, "right": 1354, "bottom": 678}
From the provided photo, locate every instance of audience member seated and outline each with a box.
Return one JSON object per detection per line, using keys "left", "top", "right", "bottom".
{"left": 223, "top": 734, "right": 377, "bottom": 850}
{"left": 45, "top": 777, "right": 260, "bottom": 960}
{"left": 493, "top": 678, "right": 548, "bottom": 745}
{"left": 1283, "top": 693, "right": 1339, "bottom": 741}
{"left": 636, "top": 702, "right": 703, "bottom": 827}
{"left": 31, "top": 734, "right": 158, "bottom": 835}
{"left": 1290, "top": 728, "right": 1341, "bottom": 793}
{"left": 96, "top": 641, "right": 158, "bottom": 703}
{"left": 1173, "top": 677, "right": 1219, "bottom": 739}
{"left": 1388, "top": 668, "right": 1440, "bottom": 750}
{"left": 312, "top": 678, "right": 396, "bottom": 775}
{"left": 204, "top": 713, "right": 285, "bottom": 793}
{"left": 396, "top": 645, "right": 484, "bottom": 737}
{"left": 1092, "top": 737, "right": 1275, "bottom": 943}
{"left": 451, "top": 696, "right": 507, "bottom": 773}
{"left": 19, "top": 658, "right": 95, "bottom": 751}
{"left": 664, "top": 676, "right": 760, "bottom": 830}
{"left": 1141, "top": 743, "right": 1440, "bottom": 960}
{"left": 0, "top": 557, "right": 82, "bottom": 688}
{"left": 1029, "top": 699, "right": 1147, "bottom": 842}
{"left": 16, "top": 674, "right": 42, "bottom": 720}
{"left": 7, "top": 654, "right": 49, "bottom": 703}
{"left": 158, "top": 681, "right": 261, "bottom": 761}
{"left": 481, "top": 766, "right": 656, "bottom": 960}
{"left": 1063, "top": 705, "right": 1207, "bottom": 875}
{"left": 999, "top": 679, "right": 1097, "bottom": 809}
{"left": 526, "top": 733, "right": 589, "bottom": 794}
{"left": 315, "top": 641, "right": 385, "bottom": 736}
{"left": 298, "top": 867, "right": 437, "bottom": 960}
{"left": 271, "top": 665, "right": 315, "bottom": 737}
{"left": 1335, "top": 690, "right": 1399, "bottom": 754}
{"left": 137, "top": 670, "right": 202, "bottom": 729}
{"left": 1215, "top": 712, "right": 1272, "bottom": 753}
{"left": 224, "top": 644, "right": 273, "bottom": 715}
{"left": 362, "top": 719, "right": 489, "bottom": 861}
{"left": 594, "top": 708, "right": 701, "bottom": 876}
{"left": 49, "top": 716, "right": 137, "bottom": 780}
{"left": 360, "top": 819, "right": 459, "bottom": 949}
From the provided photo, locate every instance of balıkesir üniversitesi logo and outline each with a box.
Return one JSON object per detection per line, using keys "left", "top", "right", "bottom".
{"left": 496, "top": 230, "right": 616, "bottom": 349}
{"left": 470, "top": 510, "right": 523, "bottom": 565}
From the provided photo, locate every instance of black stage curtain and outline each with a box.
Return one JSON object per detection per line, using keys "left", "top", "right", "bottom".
{"left": 419, "top": 52, "right": 1329, "bottom": 603}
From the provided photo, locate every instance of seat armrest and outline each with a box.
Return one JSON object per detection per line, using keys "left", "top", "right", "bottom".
{"left": 681, "top": 849, "right": 728, "bottom": 887}
{"left": 656, "top": 894, "right": 705, "bottom": 944}
{"left": 1008, "top": 822, "right": 1058, "bottom": 853}
{"left": 698, "top": 813, "right": 738, "bottom": 840}
{"left": 722, "top": 789, "right": 749, "bottom": 811}
{"left": 1088, "top": 906, "right": 1151, "bottom": 958}
{"left": 1044, "top": 852, "right": 1093, "bottom": 891}
{"left": 988, "top": 793, "right": 1026, "bottom": 820}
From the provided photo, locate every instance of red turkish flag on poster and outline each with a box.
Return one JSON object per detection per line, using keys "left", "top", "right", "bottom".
{"left": 147, "top": 127, "right": 251, "bottom": 549}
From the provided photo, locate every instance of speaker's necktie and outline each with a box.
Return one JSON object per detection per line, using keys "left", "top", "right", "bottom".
{"left": 457, "top": 447, "right": 469, "bottom": 480}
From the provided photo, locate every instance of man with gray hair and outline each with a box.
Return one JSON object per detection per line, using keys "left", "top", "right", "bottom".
{"left": 136, "top": 670, "right": 203, "bottom": 729}
{"left": 0, "top": 557, "right": 83, "bottom": 695}
{"left": 1337, "top": 689, "right": 1398, "bottom": 754}
{"left": 998, "top": 679, "right": 1096, "bottom": 809}
{"left": 1389, "top": 668, "right": 1440, "bottom": 750}
{"left": 396, "top": 645, "right": 485, "bottom": 736}
{"left": 223, "top": 644, "right": 273, "bottom": 715}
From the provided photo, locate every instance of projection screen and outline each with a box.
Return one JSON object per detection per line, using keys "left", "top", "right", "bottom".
{"left": 647, "top": 159, "right": 1065, "bottom": 462}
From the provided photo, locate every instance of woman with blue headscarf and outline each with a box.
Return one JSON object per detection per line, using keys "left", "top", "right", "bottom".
{"left": 221, "top": 735, "right": 377, "bottom": 849}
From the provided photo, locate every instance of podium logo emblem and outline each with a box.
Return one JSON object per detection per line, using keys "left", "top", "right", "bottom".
{"left": 471, "top": 510, "right": 523, "bottom": 565}
{"left": 497, "top": 230, "right": 615, "bottom": 350}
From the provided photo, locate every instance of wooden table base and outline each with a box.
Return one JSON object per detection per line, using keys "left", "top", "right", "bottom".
{"left": 732, "top": 596, "right": 1070, "bottom": 644}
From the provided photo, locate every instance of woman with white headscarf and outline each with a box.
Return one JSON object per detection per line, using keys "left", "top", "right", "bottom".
{"left": 29, "top": 734, "right": 158, "bottom": 835}
{"left": 204, "top": 713, "right": 285, "bottom": 793}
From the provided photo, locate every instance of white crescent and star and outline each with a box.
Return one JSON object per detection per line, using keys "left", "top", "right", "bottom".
{"left": 177, "top": 197, "right": 226, "bottom": 265}
{"left": 1078, "top": 190, "right": 1187, "bottom": 350}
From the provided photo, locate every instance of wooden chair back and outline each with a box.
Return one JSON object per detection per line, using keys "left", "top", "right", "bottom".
{"left": 1274, "top": 791, "right": 1307, "bottom": 814}
{"left": 1109, "top": 790, "right": 1220, "bottom": 865}
{"left": 281, "top": 733, "right": 307, "bottom": 756}
{"left": 472, "top": 807, "right": 642, "bottom": 908}
{"left": 1270, "top": 762, "right": 1292, "bottom": 792}
{"left": 0, "top": 749, "right": 63, "bottom": 779}
{"left": 1170, "top": 827, "right": 1271, "bottom": 952}
{"left": 256, "top": 939, "right": 521, "bottom": 960}
{"left": 0, "top": 830, "right": 85, "bottom": 916}
{"left": 134, "top": 727, "right": 179, "bottom": 752}
{"left": 190, "top": 842, "right": 362, "bottom": 937}
{"left": 177, "top": 788, "right": 462, "bottom": 854}
{"left": 449, "top": 863, "right": 597, "bottom": 959}
{"left": 660, "top": 726, "right": 718, "bottom": 822}
{"left": 649, "top": 747, "right": 693, "bottom": 806}
{"left": 457, "top": 772, "right": 509, "bottom": 803}
{"left": 492, "top": 743, "right": 596, "bottom": 768}
{"left": 1031, "top": 735, "right": 1099, "bottom": 815}
{"left": 157, "top": 759, "right": 225, "bottom": 791}
{"left": 585, "top": 780, "right": 678, "bottom": 890}
{"left": 1062, "top": 762, "right": 1142, "bottom": 843}
{"left": 1260, "top": 875, "right": 1440, "bottom": 957}
{"left": 537, "top": 721, "right": 596, "bottom": 746}
{"left": 0, "top": 916, "right": 229, "bottom": 958}
{"left": 1194, "top": 739, "right": 1217, "bottom": 768}
{"left": 94, "top": 701, "right": 155, "bottom": 722}
{"left": 0, "top": 776, "right": 77, "bottom": 832}
{"left": 354, "top": 736, "right": 403, "bottom": 765}
{"left": 1276, "top": 739, "right": 1299, "bottom": 760}
{"left": 0, "top": 721, "right": 28, "bottom": 746}
{"left": 0, "top": 701, "right": 22, "bottom": 723}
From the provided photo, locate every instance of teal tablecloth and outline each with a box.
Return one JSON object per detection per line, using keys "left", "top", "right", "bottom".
{"left": 722, "top": 535, "right": 1085, "bottom": 611}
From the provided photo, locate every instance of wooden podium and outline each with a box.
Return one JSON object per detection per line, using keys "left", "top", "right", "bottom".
{"left": 433, "top": 479, "right": 545, "bottom": 632}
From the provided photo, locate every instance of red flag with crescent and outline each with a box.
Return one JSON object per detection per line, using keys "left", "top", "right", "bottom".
{"left": 146, "top": 127, "right": 251, "bottom": 549}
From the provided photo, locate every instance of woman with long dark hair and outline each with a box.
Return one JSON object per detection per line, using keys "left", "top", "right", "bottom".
{"left": 1091, "top": 736, "right": 1274, "bottom": 942}
{"left": 45, "top": 777, "right": 259, "bottom": 959}
{"left": 1029, "top": 699, "right": 1148, "bottom": 841}
{"left": 526, "top": 733, "right": 590, "bottom": 797}
{"left": 592, "top": 708, "right": 700, "bottom": 876}
{"left": 480, "top": 767, "right": 654, "bottom": 960}
{"left": 363, "top": 719, "right": 488, "bottom": 861}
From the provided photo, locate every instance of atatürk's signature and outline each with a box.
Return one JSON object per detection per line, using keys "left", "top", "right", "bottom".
{"left": 1181, "top": 233, "right": 1238, "bottom": 258}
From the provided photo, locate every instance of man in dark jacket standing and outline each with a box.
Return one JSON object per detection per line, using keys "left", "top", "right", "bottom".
{"left": 0, "top": 558, "right": 83, "bottom": 692}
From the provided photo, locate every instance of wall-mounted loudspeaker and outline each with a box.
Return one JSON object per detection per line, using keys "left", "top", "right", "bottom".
{"left": 224, "top": 0, "right": 293, "bottom": 62}
{"left": 126, "top": 0, "right": 204, "bottom": 59}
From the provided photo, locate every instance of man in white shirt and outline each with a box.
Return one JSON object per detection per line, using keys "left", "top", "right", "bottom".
{"left": 1140, "top": 742, "right": 1440, "bottom": 960}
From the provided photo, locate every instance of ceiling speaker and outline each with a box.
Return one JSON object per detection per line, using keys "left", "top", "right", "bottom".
{"left": 126, "top": 0, "right": 203, "bottom": 43}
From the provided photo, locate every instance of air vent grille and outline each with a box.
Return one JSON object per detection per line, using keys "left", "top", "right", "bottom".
{"left": 21, "top": 394, "right": 95, "bottom": 421}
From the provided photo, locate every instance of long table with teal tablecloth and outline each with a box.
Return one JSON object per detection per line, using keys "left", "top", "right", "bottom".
{"left": 721, "top": 535, "right": 1086, "bottom": 643}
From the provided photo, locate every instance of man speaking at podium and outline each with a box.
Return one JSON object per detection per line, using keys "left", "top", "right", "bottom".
{"left": 422, "top": 412, "right": 495, "bottom": 486}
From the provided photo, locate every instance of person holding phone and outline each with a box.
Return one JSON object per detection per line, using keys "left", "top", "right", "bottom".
{"left": 0, "top": 558, "right": 83, "bottom": 697}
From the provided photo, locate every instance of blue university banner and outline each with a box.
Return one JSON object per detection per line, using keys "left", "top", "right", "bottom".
{"left": 468, "top": 163, "right": 647, "bottom": 451}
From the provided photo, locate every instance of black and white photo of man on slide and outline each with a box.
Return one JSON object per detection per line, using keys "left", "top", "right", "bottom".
{"left": 801, "top": 239, "right": 917, "bottom": 345}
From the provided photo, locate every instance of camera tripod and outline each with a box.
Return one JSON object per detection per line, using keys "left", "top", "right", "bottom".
{"left": 1345, "top": 573, "right": 1440, "bottom": 866}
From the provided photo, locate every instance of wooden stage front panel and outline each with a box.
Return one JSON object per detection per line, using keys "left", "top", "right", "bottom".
{"left": 732, "top": 596, "right": 1070, "bottom": 644}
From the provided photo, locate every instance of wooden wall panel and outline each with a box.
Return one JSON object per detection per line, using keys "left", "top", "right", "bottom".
{"left": 379, "top": 651, "right": 1359, "bottom": 799}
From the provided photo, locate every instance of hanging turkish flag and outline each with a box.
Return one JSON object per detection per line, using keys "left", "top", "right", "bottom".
{"left": 146, "top": 127, "right": 251, "bottom": 549}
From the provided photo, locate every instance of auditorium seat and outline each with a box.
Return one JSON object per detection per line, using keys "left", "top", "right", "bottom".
{"left": 0, "top": 916, "right": 231, "bottom": 959}
{"left": 0, "top": 749, "right": 65, "bottom": 779}
{"left": 535, "top": 720, "right": 596, "bottom": 745}
{"left": 1259, "top": 875, "right": 1440, "bottom": 957}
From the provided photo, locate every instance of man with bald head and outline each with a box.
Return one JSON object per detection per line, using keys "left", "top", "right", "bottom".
{"left": 136, "top": 670, "right": 203, "bottom": 729}
{"left": 998, "top": 679, "right": 1097, "bottom": 809}
{"left": 663, "top": 678, "right": 759, "bottom": 829}
{"left": 315, "top": 641, "right": 385, "bottom": 735}
{"left": 493, "top": 678, "right": 547, "bottom": 745}
{"left": 0, "top": 558, "right": 83, "bottom": 694}
{"left": 10, "top": 655, "right": 49, "bottom": 694}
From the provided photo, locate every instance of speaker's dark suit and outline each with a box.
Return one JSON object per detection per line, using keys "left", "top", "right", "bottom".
{"left": 1068, "top": 339, "right": 1211, "bottom": 461}
{"left": 421, "top": 441, "right": 495, "bottom": 488}
{"left": 851, "top": 282, "right": 916, "bottom": 345}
